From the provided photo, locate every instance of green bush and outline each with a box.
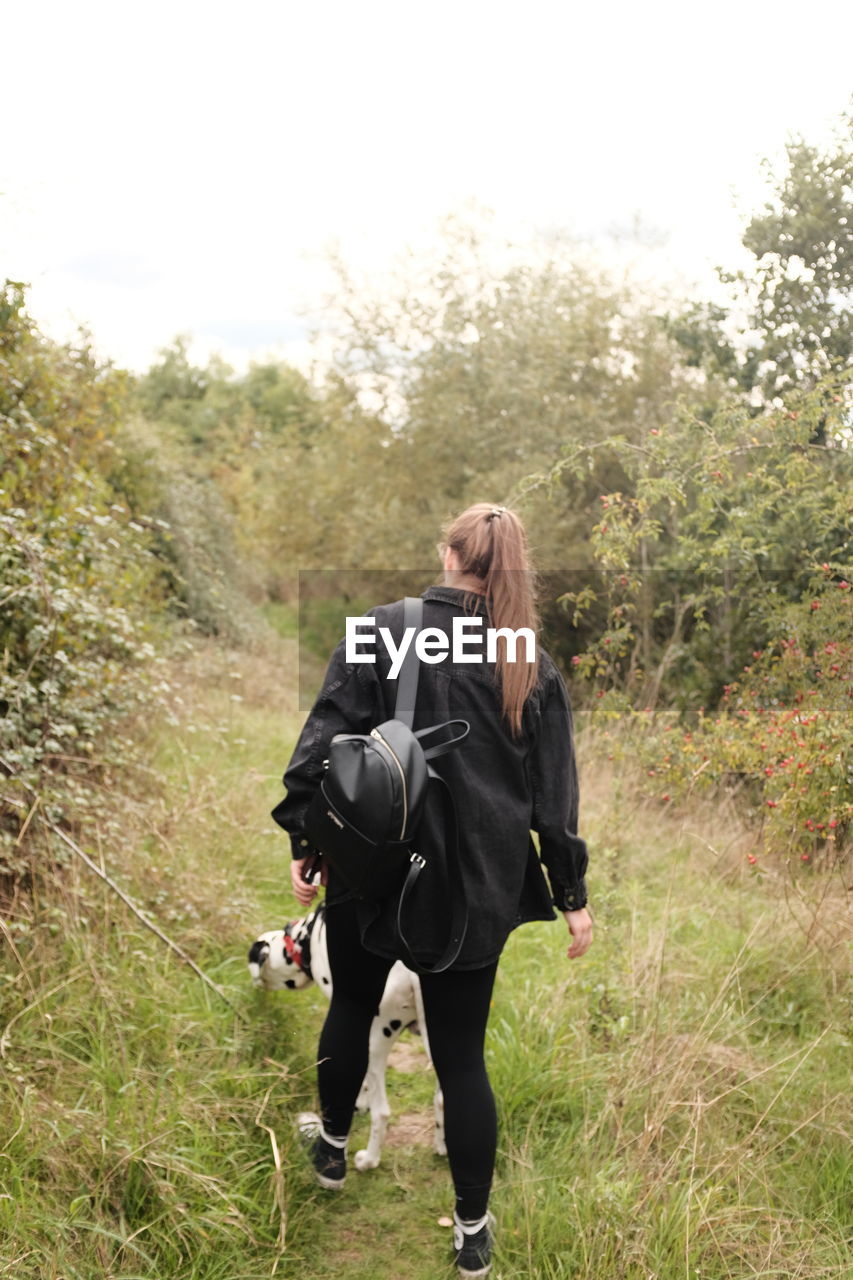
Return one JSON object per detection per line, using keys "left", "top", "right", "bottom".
{"left": 0, "top": 282, "right": 164, "bottom": 875}
{"left": 588, "top": 575, "right": 851, "bottom": 860}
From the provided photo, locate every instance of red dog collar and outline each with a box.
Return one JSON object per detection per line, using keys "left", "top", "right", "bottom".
{"left": 283, "top": 931, "right": 303, "bottom": 970}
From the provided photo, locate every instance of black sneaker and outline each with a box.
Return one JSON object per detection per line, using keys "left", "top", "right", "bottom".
{"left": 296, "top": 1111, "right": 347, "bottom": 1190}
{"left": 453, "top": 1210, "right": 496, "bottom": 1278}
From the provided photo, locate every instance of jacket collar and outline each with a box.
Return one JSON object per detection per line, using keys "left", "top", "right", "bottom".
{"left": 421, "top": 584, "right": 490, "bottom": 615}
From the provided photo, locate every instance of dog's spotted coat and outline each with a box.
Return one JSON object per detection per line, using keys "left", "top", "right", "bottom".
{"left": 248, "top": 902, "right": 445, "bottom": 1170}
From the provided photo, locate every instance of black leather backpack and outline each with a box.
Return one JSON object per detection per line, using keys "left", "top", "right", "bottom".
{"left": 303, "top": 597, "right": 470, "bottom": 973}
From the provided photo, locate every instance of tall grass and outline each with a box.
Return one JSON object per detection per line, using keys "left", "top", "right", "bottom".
{"left": 1, "top": 633, "right": 849, "bottom": 1278}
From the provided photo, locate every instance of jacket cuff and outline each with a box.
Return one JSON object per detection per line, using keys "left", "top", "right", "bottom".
{"left": 290, "top": 833, "right": 318, "bottom": 860}
{"left": 552, "top": 880, "right": 588, "bottom": 912}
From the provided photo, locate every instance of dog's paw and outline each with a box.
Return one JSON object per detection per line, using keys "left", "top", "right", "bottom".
{"left": 354, "top": 1148, "right": 381, "bottom": 1172}
{"left": 296, "top": 1111, "right": 323, "bottom": 1141}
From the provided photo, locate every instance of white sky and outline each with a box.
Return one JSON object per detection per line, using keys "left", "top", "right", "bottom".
{"left": 2, "top": 0, "right": 851, "bottom": 373}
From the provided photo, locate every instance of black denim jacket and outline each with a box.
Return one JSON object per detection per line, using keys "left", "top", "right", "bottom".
{"left": 271, "top": 585, "right": 589, "bottom": 969}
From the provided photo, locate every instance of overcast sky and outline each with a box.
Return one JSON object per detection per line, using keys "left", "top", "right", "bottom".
{"left": 2, "top": 0, "right": 850, "bottom": 373}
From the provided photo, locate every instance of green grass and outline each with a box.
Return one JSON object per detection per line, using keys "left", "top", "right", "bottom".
{"left": 1, "top": 631, "right": 850, "bottom": 1278}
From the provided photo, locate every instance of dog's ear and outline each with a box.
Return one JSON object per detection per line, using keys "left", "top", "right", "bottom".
{"left": 248, "top": 939, "right": 270, "bottom": 986}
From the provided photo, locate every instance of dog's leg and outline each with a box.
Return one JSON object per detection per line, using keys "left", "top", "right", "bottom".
{"left": 353, "top": 963, "right": 417, "bottom": 1171}
{"left": 355, "top": 1077, "right": 370, "bottom": 1114}
{"left": 353, "top": 1014, "right": 393, "bottom": 1171}
{"left": 433, "top": 1085, "right": 447, "bottom": 1156}
{"left": 410, "top": 972, "right": 447, "bottom": 1157}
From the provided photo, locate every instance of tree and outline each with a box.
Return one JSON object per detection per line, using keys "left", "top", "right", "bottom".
{"left": 668, "top": 111, "right": 852, "bottom": 416}
{"left": 552, "top": 371, "right": 852, "bottom": 712}
{"left": 321, "top": 217, "right": 699, "bottom": 572}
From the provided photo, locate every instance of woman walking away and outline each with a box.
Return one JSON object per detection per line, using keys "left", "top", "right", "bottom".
{"left": 271, "top": 503, "right": 593, "bottom": 1278}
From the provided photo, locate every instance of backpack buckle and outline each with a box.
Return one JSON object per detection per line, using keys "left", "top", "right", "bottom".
{"left": 409, "top": 852, "right": 426, "bottom": 869}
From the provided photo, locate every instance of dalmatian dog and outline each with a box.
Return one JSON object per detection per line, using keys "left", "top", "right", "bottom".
{"left": 248, "top": 902, "right": 446, "bottom": 1171}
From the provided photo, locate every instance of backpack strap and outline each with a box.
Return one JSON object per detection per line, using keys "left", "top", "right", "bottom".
{"left": 391, "top": 594, "right": 469, "bottom": 974}
{"left": 395, "top": 765, "right": 469, "bottom": 974}
{"left": 415, "top": 719, "right": 470, "bottom": 758}
{"left": 393, "top": 596, "right": 423, "bottom": 727}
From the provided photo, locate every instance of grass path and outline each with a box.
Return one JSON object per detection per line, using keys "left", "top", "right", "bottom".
{"left": 1, "top": 631, "right": 850, "bottom": 1278}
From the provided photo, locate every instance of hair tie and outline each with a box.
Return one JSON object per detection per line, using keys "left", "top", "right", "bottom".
{"left": 488, "top": 505, "right": 507, "bottom": 521}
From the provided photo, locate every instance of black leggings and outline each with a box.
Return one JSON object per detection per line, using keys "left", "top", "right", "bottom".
{"left": 318, "top": 898, "right": 498, "bottom": 1220}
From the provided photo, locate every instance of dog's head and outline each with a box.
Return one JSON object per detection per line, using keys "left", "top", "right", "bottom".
{"left": 248, "top": 908, "right": 321, "bottom": 991}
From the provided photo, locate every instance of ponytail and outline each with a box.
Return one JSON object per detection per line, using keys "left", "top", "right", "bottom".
{"left": 442, "top": 503, "right": 540, "bottom": 737}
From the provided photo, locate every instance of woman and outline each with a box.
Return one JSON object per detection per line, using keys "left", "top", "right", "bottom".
{"left": 272, "top": 503, "right": 593, "bottom": 1279}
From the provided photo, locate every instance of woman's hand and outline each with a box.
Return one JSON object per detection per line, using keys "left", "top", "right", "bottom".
{"left": 563, "top": 906, "right": 593, "bottom": 959}
{"left": 290, "top": 856, "right": 327, "bottom": 908}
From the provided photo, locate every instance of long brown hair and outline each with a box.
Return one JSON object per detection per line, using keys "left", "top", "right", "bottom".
{"left": 442, "top": 503, "right": 540, "bottom": 737}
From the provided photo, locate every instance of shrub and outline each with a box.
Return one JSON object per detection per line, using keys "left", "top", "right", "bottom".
{"left": 588, "top": 576, "right": 851, "bottom": 861}
{"left": 0, "top": 283, "right": 164, "bottom": 876}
